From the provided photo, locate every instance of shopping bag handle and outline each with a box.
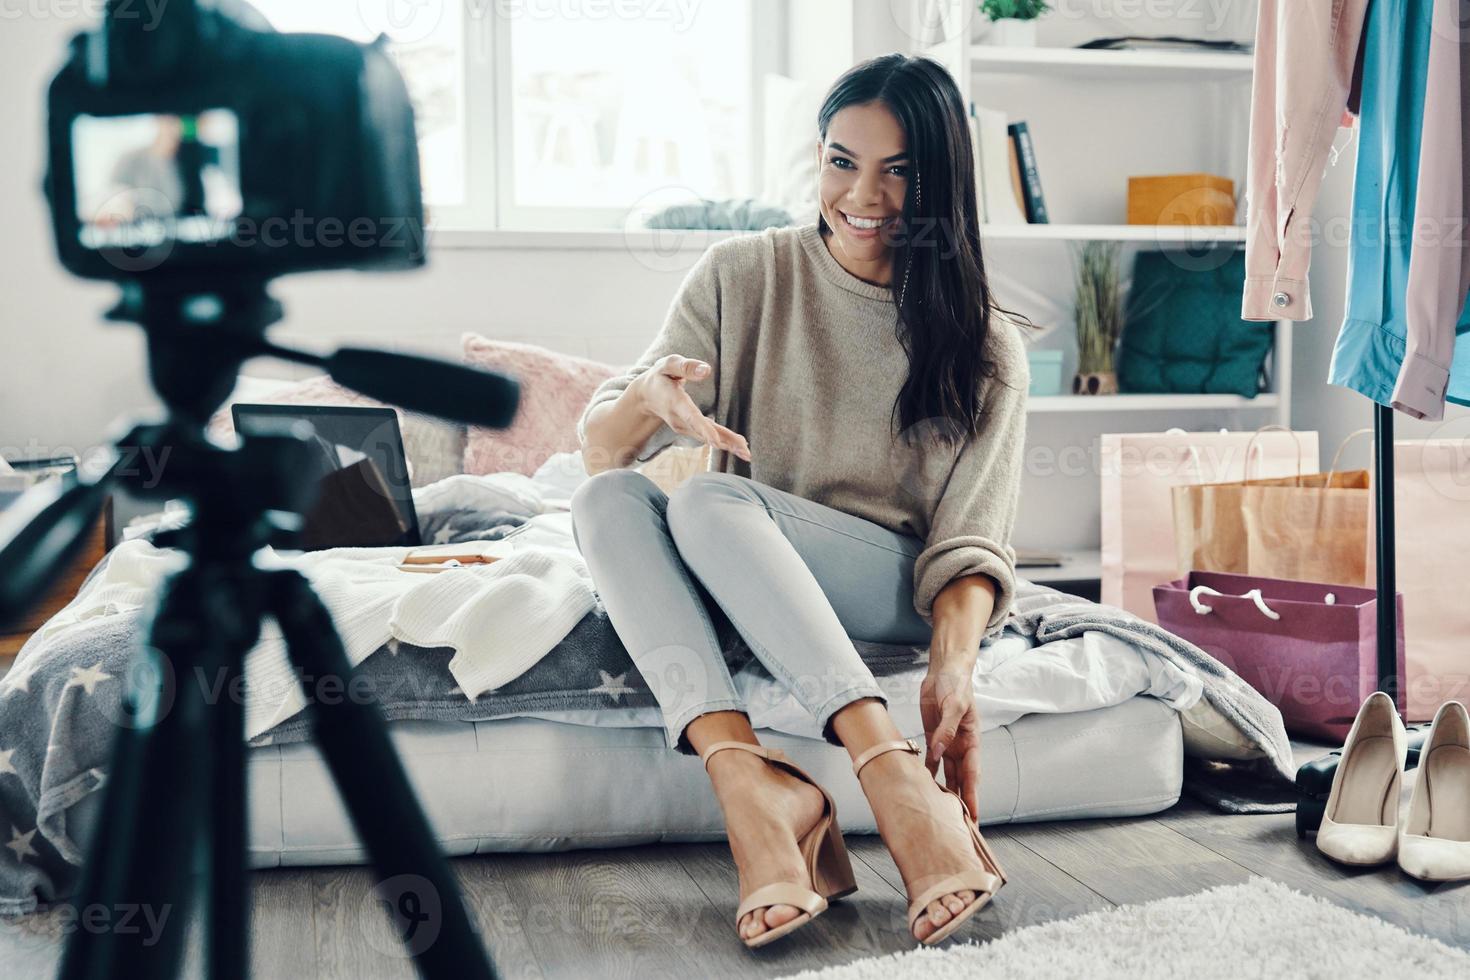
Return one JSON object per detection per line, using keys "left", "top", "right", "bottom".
{"left": 1165, "top": 427, "right": 1222, "bottom": 486}
{"left": 1188, "top": 584, "right": 1282, "bottom": 620}
{"left": 1242, "top": 424, "right": 1307, "bottom": 484}
{"left": 1324, "top": 427, "right": 1374, "bottom": 485}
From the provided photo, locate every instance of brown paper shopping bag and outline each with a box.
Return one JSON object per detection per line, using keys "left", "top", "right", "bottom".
{"left": 1100, "top": 426, "right": 1319, "bottom": 622}
{"left": 1172, "top": 428, "right": 1372, "bottom": 589}
{"left": 1366, "top": 439, "right": 1470, "bottom": 721}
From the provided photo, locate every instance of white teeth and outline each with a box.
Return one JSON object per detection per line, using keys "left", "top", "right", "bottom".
{"left": 843, "top": 213, "right": 885, "bottom": 230}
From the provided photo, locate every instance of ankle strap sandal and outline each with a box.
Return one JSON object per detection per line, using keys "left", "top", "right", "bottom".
{"left": 697, "top": 740, "right": 858, "bottom": 948}
{"left": 850, "top": 736, "right": 1009, "bottom": 945}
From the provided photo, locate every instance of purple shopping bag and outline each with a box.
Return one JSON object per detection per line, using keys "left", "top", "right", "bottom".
{"left": 1154, "top": 570, "right": 1405, "bottom": 742}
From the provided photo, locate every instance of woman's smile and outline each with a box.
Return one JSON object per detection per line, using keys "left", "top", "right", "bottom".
{"left": 837, "top": 210, "right": 898, "bottom": 239}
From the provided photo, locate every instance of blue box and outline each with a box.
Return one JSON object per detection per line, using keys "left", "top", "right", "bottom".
{"left": 1027, "top": 349, "right": 1065, "bottom": 397}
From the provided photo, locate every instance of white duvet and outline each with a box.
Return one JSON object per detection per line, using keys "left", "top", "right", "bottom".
{"left": 492, "top": 453, "right": 1207, "bottom": 739}
{"left": 68, "top": 453, "right": 1206, "bottom": 743}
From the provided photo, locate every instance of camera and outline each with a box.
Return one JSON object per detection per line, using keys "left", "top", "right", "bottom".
{"left": 45, "top": 0, "right": 425, "bottom": 283}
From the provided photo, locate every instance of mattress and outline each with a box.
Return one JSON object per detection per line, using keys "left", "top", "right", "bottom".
{"left": 239, "top": 695, "right": 1183, "bottom": 866}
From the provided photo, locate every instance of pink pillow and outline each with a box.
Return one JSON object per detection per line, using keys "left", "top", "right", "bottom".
{"left": 460, "top": 334, "right": 617, "bottom": 476}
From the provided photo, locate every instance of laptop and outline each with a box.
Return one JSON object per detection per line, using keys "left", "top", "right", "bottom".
{"left": 230, "top": 403, "right": 422, "bottom": 549}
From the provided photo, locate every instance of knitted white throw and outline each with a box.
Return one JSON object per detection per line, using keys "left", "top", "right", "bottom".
{"left": 388, "top": 551, "right": 595, "bottom": 700}
{"left": 27, "top": 538, "right": 596, "bottom": 739}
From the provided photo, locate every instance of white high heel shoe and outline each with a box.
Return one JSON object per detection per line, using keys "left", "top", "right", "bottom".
{"left": 1398, "top": 700, "right": 1470, "bottom": 882}
{"left": 1316, "top": 691, "right": 1407, "bottom": 867}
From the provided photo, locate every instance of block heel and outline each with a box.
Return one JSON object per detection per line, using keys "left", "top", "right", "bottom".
{"left": 852, "top": 737, "right": 1007, "bottom": 946}
{"left": 700, "top": 740, "right": 857, "bottom": 949}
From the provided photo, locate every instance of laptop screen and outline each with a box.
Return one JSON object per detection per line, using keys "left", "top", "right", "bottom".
{"left": 230, "top": 403, "right": 421, "bottom": 548}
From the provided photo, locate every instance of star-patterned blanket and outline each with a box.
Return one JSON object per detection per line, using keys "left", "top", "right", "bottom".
{"left": 0, "top": 567, "right": 926, "bottom": 918}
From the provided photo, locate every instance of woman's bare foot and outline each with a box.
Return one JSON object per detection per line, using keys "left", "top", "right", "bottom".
{"left": 705, "top": 747, "right": 829, "bottom": 942}
{"left": 856, "top": 750, "right": 988, "bottom": 942}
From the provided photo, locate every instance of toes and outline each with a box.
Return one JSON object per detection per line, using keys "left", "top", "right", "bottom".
{"left": 927, "top": 899, "right": 953, "bottom": 928}
{"left": 741, "top": 911, "right": 766, "bottom": 939}
{"left": 764, "top": 904, "right": 802, "bottom": 931}
{"left": 943, "top": 894, "right": 967, "bottom": 916}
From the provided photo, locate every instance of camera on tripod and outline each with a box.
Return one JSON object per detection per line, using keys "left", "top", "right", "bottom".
{"left": 47, "top": 0, "right": 423, "bottom": 283}
{"left": 0, "top": 3, "right": 512, "bottom": 977}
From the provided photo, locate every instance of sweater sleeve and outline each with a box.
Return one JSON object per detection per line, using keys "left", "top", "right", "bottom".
{"left": 576, "top": 248, "right": 722, "bottom": 464}
{"left": 911, "top": 335, "right": 1029, "bottom": 637}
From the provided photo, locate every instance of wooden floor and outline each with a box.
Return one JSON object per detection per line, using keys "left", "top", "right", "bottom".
{"left": 198, "top": 749, "right": 1470, "bottom": 977}
{"left": 4, "top": 761, "right": 1468, "bottom": 978}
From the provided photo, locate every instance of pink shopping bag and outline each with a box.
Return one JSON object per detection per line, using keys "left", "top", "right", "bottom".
{"left": 1154, "top": 570, "right": 1404, "bottom": 742}
{"left": 1101, "top": 427, "right": 1319, "bottom": 623}
{"left": 1366, "top": 440, "right": 1470, "bottom": 721}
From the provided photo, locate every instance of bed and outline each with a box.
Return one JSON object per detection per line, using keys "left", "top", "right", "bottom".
{"left": 0, "top": 397, "right": 1292, "bottom": 918}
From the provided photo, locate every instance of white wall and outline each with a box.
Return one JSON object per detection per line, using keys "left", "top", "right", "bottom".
{"left": 3, "top": 3, "right": 1462, "bottom": 551}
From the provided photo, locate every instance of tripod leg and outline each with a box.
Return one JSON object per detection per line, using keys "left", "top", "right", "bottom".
{"left": 204, "top": 609, "right": 248, "bottom": 980}
{"left": 58, "top": 641, "right": 207, "bottom": 980}
{"left": 266, "top": 569, "right": 496, "bottom": 980}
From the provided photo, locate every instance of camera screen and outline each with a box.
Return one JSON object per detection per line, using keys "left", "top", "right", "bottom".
{"left": 72, "top": 110, "right": 243, "bottom": 250}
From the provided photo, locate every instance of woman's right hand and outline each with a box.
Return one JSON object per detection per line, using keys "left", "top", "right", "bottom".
{"left": 634, "top": 354, "right": 751, "bottom": 462}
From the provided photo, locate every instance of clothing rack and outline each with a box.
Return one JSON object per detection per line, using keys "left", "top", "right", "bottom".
{"left": 1371, "top": 402, "right": 1399, "bottom": 708}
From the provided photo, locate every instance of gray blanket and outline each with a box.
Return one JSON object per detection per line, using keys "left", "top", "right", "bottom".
{"left": 0, "top": 568, "right": 1297, "bottom": 918}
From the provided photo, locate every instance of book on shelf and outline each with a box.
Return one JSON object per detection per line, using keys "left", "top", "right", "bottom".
{"left": 1007, "top": 121, "right": 1050, "bottom": 224}
{"left": 969, "top": 103, "right": 1027, "bottom": 225}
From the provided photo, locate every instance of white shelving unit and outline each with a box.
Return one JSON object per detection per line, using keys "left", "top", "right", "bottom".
{"left": 968, "top": 44, "right": 1253, "bottom": 81}
{"left": 915, "top": 9, "right": 1282, "bottom": 572}
{"left": 980, "top": 223, "right": 1246, "bottom": 243}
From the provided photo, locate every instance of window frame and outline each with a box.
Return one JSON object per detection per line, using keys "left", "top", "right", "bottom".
{"left": 430, "top": 0, "right": 786, "bottom": 233}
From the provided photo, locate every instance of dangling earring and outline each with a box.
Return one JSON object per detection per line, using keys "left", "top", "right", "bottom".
{"left": 899, "top": 173, "right": 920, "bottom": 306}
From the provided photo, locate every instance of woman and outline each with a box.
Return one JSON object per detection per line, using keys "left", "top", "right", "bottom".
{"left": 572, "top": 54, "right": 1033, "bottom": 949}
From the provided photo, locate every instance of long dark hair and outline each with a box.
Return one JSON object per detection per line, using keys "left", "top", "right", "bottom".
{"left": 817, "top": 54, "right": 1033, "bottom": 442}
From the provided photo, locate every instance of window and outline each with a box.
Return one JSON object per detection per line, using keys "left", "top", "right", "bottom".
{"left": 246, "top": 1, "right": 781, "bottom": 232}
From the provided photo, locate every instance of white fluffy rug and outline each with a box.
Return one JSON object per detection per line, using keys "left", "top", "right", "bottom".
{"left": 781, "top": 876, "right": 1470, "bottom": 980}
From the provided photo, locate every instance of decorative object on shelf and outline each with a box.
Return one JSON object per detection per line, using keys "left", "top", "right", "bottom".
{"left": 1117, "top": 249, "right": 1274, "bottom": 398}
{"left": 977, "top": 0, "right": 1048, "bottom": 47}
{"left": 1026, "top": 348, "right": 1064, "bottom": 396}
{"left": 1127, "top": 173, "right": 1236, "bottom": 225}
{"left": 1072, "top": 240, "right": 1123, "bottom": 395}
{"left": 1007, "top": 121, "right": 1049, "bottom": 222}
{"left": 1077, "top": 36, "right": 1252, "bottom": 54}
{"left": 969, "top": 102, "right": 1028, "bottom": 224}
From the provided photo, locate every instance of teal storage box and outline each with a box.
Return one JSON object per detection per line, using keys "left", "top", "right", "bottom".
{"left": 1117, "top": 250, "right": 1274, "bottom": 397}
{"left": 1027, "top": 349, "right": 1065, "bottom": 396}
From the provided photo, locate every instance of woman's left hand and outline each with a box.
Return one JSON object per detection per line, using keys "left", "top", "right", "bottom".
{"left": 920, "top": 662, "right": 981, "bottom": 818}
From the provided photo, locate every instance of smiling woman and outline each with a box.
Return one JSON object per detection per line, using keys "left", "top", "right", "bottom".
{"left": 573, "top": 53, "right": 1041, "bottom": 951}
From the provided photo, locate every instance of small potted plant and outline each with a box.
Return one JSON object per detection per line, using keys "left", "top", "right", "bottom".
{"left": 1072, "top": 241, "right": 1123, "bottom": 395}
{"left": 978, "top": 0, "right": 1049, "bottom": 47}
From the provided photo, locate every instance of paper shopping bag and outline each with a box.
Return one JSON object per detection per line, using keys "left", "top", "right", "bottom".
{"left": 1154, "top": 570, "right": 1404, "bottom": 742}
{"left": 1172, "top": 429, "right": 1370, "bottom": 588}
{"left": 1366, "top": 440, "right": 1470, "bottom": 721}
{"left": 1100, "top": 426, "right": 1319, "bottom": 622}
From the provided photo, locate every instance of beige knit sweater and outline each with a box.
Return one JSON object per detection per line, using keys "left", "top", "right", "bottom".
{"left": 577, "top": 223, "right": 1030, "bottom": 636}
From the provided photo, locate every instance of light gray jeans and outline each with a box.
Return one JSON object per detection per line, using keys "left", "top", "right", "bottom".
{"left": 569, "top": 468, "right": 931, "bottom": 753}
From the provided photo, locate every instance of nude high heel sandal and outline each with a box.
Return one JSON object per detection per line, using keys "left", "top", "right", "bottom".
{"left": 851, "top": 738, "right": 1007, "bottom": 946}
{"left": 699, "top": 741, "right": 858, "bottom": 949}
{"left": 1315, "top": 691, "right": 1408, "bottom": 867}
{"left": 1397, "top": 700, "right": 1470, "bottom": 882}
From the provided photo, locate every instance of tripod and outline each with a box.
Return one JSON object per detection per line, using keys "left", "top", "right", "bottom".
{"left": 0, "top": 282, "right": 509, "bottom": 979}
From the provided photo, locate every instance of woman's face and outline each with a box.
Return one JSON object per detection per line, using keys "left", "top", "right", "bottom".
{"left": 816, "top": 100, "right": 910, "bottom": 274}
